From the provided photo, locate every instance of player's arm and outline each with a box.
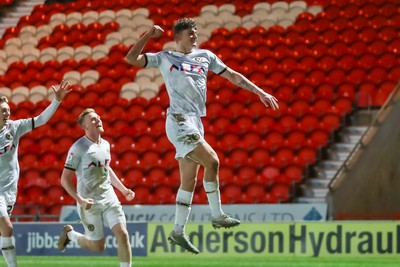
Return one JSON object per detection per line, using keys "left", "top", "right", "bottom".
{"left": 60, "top": 168, "right": 93, "bottom": 209}
{"left": 220, "top": 68, "right": 279, "bottom": 110}
{"left": 125, "top": 25, "right": 164, "bottom": 67}
{"left": 109, "top": 167, "right": 135, "bottom": 201}
{"left": 34, "top": 80, "right": 71, "bottom": 128}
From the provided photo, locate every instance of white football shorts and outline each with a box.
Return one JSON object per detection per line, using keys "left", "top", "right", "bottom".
{"left": 78, "top": 202, "right": 126, "bottom": 241}
{"left": 166, "top": 114, "right": 205, "bottom": 159}
{"left": 0, "top": 195, "right": 13, "bottom": 218}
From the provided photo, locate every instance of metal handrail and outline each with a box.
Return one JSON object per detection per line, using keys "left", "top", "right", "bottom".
{"left": 328, "top": 82, "right": 400, "bottom": 191}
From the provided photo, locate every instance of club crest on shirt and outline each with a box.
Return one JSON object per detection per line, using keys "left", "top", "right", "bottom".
{"left": 194, "top": 57, "right": 206, "bottom": 63}
{"left": 88, "top": 224, "right": 95, "bottom": 231}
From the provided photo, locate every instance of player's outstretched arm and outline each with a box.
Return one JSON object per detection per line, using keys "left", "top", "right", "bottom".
{"left": 125, "top": 25, "right": 164, "bottom": 67}
{"left": 61, "top": 168, "right": 93, "bottom": 210}
{"left": 34, "top": 80, "right": 72, "bottom": 127}
{"left": 220, "top": 68, "right": 279, "bottom": 110}
{"left": 109, "top": 167, "right": 135, "bottom": 201}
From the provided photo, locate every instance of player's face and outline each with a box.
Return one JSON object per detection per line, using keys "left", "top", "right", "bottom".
{"left": 83, "top": 112, "right": 104, "bottom": 133}
{"left": 0, "top": 103, "right": 10, "bottom": 124}
{"left": 177, "top": 27, "right": 198, "bottom": 49}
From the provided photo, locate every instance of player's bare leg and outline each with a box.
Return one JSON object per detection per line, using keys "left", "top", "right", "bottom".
{"left": 188, "top": 142, "right": 240, "bottom": 229}
{"left": 58, "top": 225, "right": 105, "bottom": 253}
{"left": 168, "top": 157, "right": 199, "bottom": 254}
{"left": 111, "top": 223, "right": 132, "bottom": 267}
{"left": 0, "top": 216, "right": 17, "bottom": 267}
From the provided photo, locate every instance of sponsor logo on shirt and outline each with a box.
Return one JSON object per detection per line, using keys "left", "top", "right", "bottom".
{"left": 169, "top": 63, "right": 205, "bottom": 73}
{"left": 0, "top": 144, "right": 15, "bottom": 155}
{"left": 88, "top": 159, "right": 110, "bottom": 168}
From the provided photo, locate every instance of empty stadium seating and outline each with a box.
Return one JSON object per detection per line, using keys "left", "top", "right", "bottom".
{"left": 1, "top": 0, "right": 399, "bottom": 220}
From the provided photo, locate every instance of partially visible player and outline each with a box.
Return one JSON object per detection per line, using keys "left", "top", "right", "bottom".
{"left": 0, "top": 80, "right": 71, "bottom": 267}
{"left": 126, "top": 18, "right": 279, "bottom": 254}
{"left": 58, "top": 108, "right": 135, "bottom": 267}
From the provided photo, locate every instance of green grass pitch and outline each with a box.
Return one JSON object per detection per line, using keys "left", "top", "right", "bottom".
{"left": 16, "top": 255, "right": 400, "bottom": 267}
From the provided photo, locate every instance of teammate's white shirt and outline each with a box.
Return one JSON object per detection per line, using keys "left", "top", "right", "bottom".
{"left": 0, "top": 119, "right": 33, "bottom": 204}
{"left": 145, "top": 49, "right": 227, "bottom": 116}
{"left": 64, "top": 136, "right": 119, "bottom": 205}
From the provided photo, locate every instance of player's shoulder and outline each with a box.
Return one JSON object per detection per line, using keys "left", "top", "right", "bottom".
{"left": 71, "top": 136, "right": 88, "bottom": 150}
{"left": 101, "top": 138, "right": 110, "bottom": 146}
{"left": 195, "top": 48, "right": 213, "bottom": 54}
{"left": 7, "top": 119, "right": 28, "bottom": 131}
{"left": 193, "top": 48, "right": 216, "bottom": 59}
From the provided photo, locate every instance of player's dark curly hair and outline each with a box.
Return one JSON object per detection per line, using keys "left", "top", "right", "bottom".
{"left": 173, "top": 18, "right": 197, "bottom": 35}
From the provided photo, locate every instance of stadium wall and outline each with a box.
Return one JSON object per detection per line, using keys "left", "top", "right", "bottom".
{"left": 10, "top": 222, "right": 400, "bottom": 257}
{"left": 328, "top": 87, "right": 400, "bottom": 220}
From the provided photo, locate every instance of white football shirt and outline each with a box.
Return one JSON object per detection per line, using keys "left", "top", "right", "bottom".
{"left": 145, "top": 49, "right": 227, "bottom": 116}
{"left": 0, "top": 119, "right": 34, "bottom": 204}
{"left": 64, "top": 136, "right": 119, "bottom": 205}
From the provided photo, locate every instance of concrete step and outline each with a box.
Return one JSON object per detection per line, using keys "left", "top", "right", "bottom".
{"left": 320, "top": 160, "right": 343, "bottom": 169}
{"left": 328, "top": 150, "right": 350, "bottom": 161}
{"left": 306, "top": 178, "right": 332, "bottom": 187}
{"left": 0, "top": 23, "right": 16, "bottom": 30}
{"left": 350, "top": 109, "right": 378, "bottom": 126}
{"left": 302, "top": 185, "right": 329, "bottom": 198}
{"left": 1, "top": 17, "right": 20, "bottom": 24}
{"left": 331, "top": 142, "right": 357, "bottom": 152}
{"left": 344, "top": 126, "right": 368, "bottom": 134}
{"left": 12, "top": 6, "right": 34, "bottom": 13}
{"left": 19, "top": 2, "right": 41, "bottom": 7}
{"left": 314, "top": 168, "right": 337, "bottom": 179}
{"left": 340, "top": 127, "right": 367, "bottom": 144}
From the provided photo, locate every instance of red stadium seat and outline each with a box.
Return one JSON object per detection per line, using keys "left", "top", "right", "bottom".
{"left": 378, "top": 53, "right": 398, "bottom": 69}
{"left": 132, "top": 186, "right": 151, "bottom": 204}
{"left": 320, "top": 113, "right": 341, "bottom": 132}
{"left": 347, "top": 68, "right": 367, "bottom": 85}
{"left": 270, "top": 183, "right": 291, "bottom": 202}
{"left": 367, "top": 67, "right": 388, "bottom": 85}
{"left": 388, "top": 66, "right": 400, "bottom": 82}
{"left": 245, "top": 183, "right": 265, "bottom": 203}
{"left": 264, "top": 131, "right": 284, "bottom": 151}
{"left": 308, "top": 129, "right": 330, "bottom": 149}
{"left": 284, "top": 164, "right": 304, "bottom": 184}
{"left": 221, "top": 184, "right": 242, "bottom": 204}
{"left": 331, "top": 17, "right": 349, "bottom": 32}
{"left": 153, "top": 185, "right": 174, "bottom": 204}
{"left": 278, "top": 114, "right": 297, "bottom": 131}
{"left": 298, "top": 114, "right": 320, "bottom": 133}
{"left": 315, "top": 84, "right": 334, "bottom": 100}
{"left": 286, "top": 130, "right": 306, "bottom": 150}
{"left": 330, "top": 41, "right": 348, "bottom": 58}
{"left": 297, "top": 147, "right": 317, "bottom": 165}
{"left": 378, "top": 27, "right": 398, "bottom": 43}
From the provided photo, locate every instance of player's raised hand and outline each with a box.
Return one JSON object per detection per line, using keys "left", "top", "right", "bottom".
{"left": 52, "top": 80, "right": 72, "bottom": 101}
{"left": 259, "top": 91, "right": 279, "bottom": 110}
{"left": 147, "top": 25, "right": 164, "bottom": 38}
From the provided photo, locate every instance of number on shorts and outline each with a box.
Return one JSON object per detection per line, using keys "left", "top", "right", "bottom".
{"left": 7, "top": 205, "right": 13, "bottom": 216}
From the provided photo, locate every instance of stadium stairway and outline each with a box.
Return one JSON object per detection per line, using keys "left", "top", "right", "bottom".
{"left": 0, "top": 0, "right": 44, "bottom": 37}
{"left": 297, "top": 109, "right": 378, "bottom": 203}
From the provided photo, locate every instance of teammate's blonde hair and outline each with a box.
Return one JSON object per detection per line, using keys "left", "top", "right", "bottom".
{"left": 0, "top": 96, "right": 9, "bottom": 104}
{"left": 78, "top": 108, "right": 95, "bottom": 126}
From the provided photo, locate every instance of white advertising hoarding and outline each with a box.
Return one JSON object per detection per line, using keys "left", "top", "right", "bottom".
{"left": 60, "top": 203, "right": 327, "bottom": 223}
